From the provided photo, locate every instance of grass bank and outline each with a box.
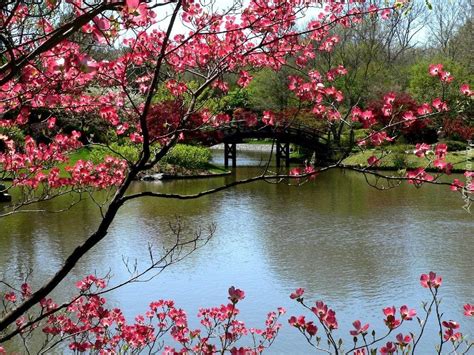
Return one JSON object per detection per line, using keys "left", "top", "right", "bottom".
{"left": 343, "top": 146, "right": 469, "bottom": 173}
{"left": 65, "top": 144, "right": 228, "bottom": 178}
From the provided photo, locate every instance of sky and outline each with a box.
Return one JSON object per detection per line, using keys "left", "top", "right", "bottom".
{"left": 154, "top": 0, "right": 324, "bottom": 35}
{"left": 119, "top": 0, "right": 441, "bottom": 49}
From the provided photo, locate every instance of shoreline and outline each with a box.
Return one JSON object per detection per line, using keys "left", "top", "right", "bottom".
{"left": 210, "top": 143, "right": 274, "bottom": 152}
{"left": 340, "top": 164, "right": 469, "bottom": 174}
{"left": 140, "top": 170, "right": 231, "bottom": 181}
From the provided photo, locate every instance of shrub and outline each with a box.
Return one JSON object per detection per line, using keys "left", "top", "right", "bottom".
{"left": 162, "top": 144, "right": 212, "bottom": 169}
{"left": 368, "top": 92, "right": 438, "bottom": 144}
{"left": 89, "top": 143, "right": 212, "bottom": 170}
{"left": 392, "top": 152, "right": 409, "bottom": 169}
{"left": 442, "top": 118, "right": 474, "bottom": 141}
{"left": 89, "top": 142, "right": 140, "bottom": 163}
{"left": 440, "top": 140, "right": 468, "bottom": 151}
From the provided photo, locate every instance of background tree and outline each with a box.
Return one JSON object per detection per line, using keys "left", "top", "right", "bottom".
{"left": 427, "top": 0, "right": 470, "bottom": 60}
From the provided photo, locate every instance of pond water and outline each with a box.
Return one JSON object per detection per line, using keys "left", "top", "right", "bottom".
{"left": 0, "top": 148, "right": 473, "bottom": 353}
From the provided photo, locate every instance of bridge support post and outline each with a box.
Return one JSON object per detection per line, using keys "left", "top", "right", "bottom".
{"left": 224, "top": 143, "right": 237, "bottom": 168}
{"left": 276, "top": 141, "right": 290, "bottom": 168}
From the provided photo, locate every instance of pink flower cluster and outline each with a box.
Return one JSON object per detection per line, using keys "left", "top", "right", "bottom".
{"left": 64, "top": 157, "right": 127, "bottom": 189}
{"left": 287, "top": 271, "right": 472, "bottom": 354}
{"left": 428, "top": 64, "right": 454, "bottom": 83}
{"left": 0, "top": 128, "right": 128, "bottom": 190}
{"left": 420, "top": 271, "right": 442, "bottom": 289}
{"left": 288, "top": 315, "right": 318, "bottom": 336}
{"left": 442, "top": 320, "right": 462, "bottom": 342}
{"left": 381, "top": 305, "right": 415, "bottom": 330}
{"left": 289, "top": 165, "right": 316, "bottom": 177}
{"left": 2, "top": 272, "right": 473, "bottom": 353}
{"left": 1, "top": 132, "right": 81, "bottom": 172}
{"left": 408, "top": 143, "right": 460, "bottom": 186}
{"left": 2, "top": 283, "right": 283, "bottom": 354}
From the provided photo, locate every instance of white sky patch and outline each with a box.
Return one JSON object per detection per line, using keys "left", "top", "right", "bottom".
{"left": 152, "top": 0, "right": 325, "bottom": 36}
{"left": 120, "top": 1, "right": 432, "bottom": 47}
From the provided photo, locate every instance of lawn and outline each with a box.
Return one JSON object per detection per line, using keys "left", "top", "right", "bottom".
{"left": 343, "top": 146, "right": 470, "bottom": 172}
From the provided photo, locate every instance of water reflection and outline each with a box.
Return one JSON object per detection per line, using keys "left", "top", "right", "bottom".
{"left": 0, "top": 150, "right": 473, "bottom": 353}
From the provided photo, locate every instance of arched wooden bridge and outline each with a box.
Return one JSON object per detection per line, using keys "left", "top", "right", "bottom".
{"left": 194, "top": 120, "right": 331, "bottom": 168}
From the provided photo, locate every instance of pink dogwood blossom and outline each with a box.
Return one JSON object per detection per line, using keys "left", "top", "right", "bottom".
{"left": 349, "top": 320, "right": 369, "bottom": 336}
{"left": 420, "top": 271, "right": 442, "bottom": 289}
{"left": 290, "top": 288, "right": 305, "bottom": 300}
{"left": 463, "top": 304, "right": 474, "bottom": 317}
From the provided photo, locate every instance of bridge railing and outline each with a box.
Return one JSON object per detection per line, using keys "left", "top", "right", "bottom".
{"left": 204, "top": 118, "right": 330, "bottom": 146}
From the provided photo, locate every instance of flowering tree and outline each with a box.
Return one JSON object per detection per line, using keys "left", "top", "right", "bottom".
{"left": 289, "top": 272, "right": 473, "bottom": 354}
{"left": 0, "top": 273, "right": 472, "bottom": 353}
{"left": 2, "top": 281, "right": 285, "bottom": 353}
{"left": 0, "top": 0, "right": 472, "bottom": 352}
